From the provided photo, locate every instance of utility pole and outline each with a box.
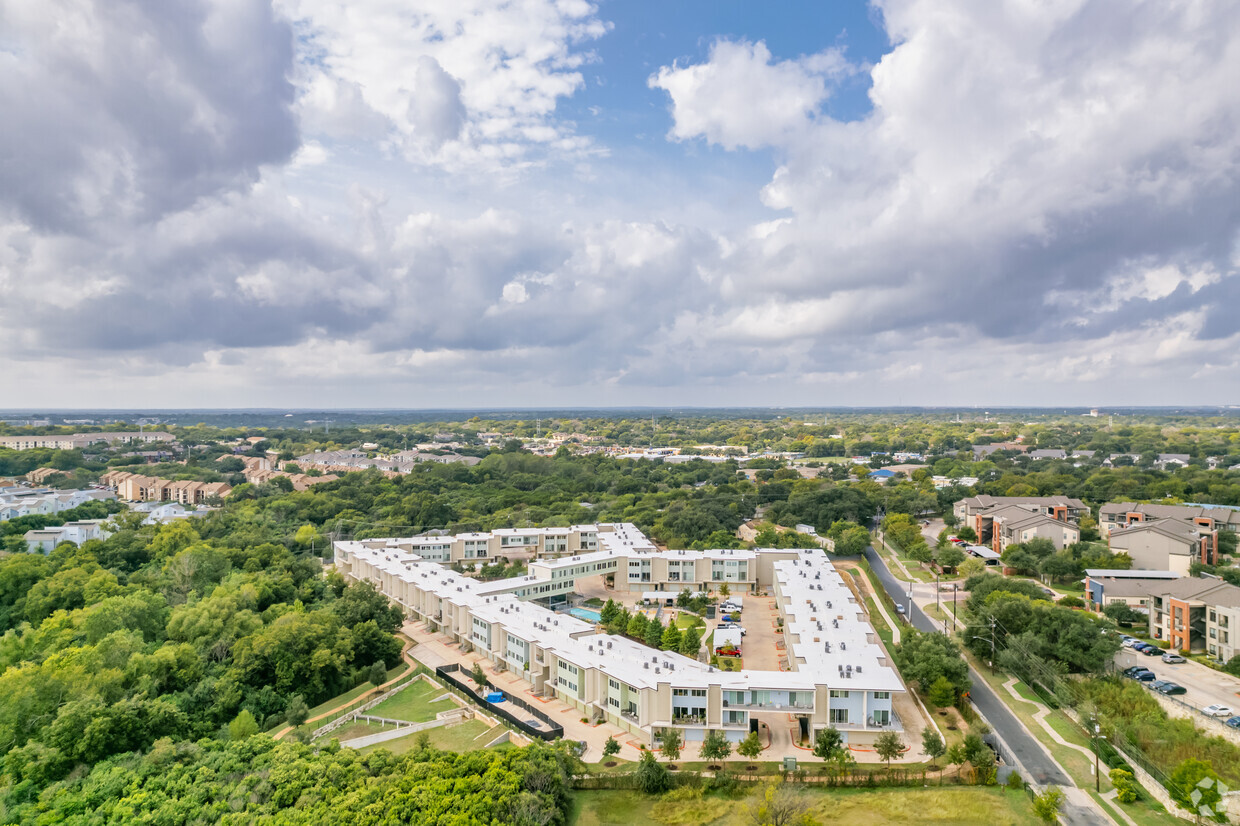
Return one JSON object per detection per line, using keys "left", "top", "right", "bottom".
{"left": 989, "top": 616, "right": 997, "bottom": 673}
{"left": 1092, "top": 720, "right": 1107, "bottom": 792}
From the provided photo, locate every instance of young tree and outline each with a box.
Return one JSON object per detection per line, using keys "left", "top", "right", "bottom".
{"left": 600, "top": 598, "right": 618, "bottom": 625}
{"left": 602, "top": 735, "right": 621, "bottom": 760}
{"left": 922, "top": 729, "right": 946, "bottom": 767}
{"left": 644, "top": 617, "right": 664, "bottom": 648}
{"left": 945, "top": 743, "right": 967, "bottom": 776}
{"left": 874, "top": 731, "right": 906, "bottom": 769}
{"left": 936, "top": 544, "right": 966, "bottom": 572}
{"left": 745, "top": 780, "right": 814, "bottom": 826}
{"left": 626, "top": 613, "right": 648, "bottom": 639}
{"left": 660, "top": 623, "right": 682, "bottom": 651}
{"left": 812, "top": 726, "right": 843, "bottom": 760}
{"left": 737, "top": 730, "right": 764, "bottom": 762}
{"left": 679, "top": 625, "right": 702, "bottom": 658}
{"left": 228, "top": 709, "right": 259, "bottom": 741}
{"left": 284, "top": 694, "right": 309, "bottom": 728}
{"left": 657, "top": 728, "right": 682, "bottom": 762}
{"left": 676, "top": 588, "right": 692, "bottom": 608}
{"left": 470, "top": 662, "right": 487, "bottom": 689}
{"left": 635, "top": 749, "right": 671, "bottom": 794}
{"left": 719, "top": 583, "right": 731, "bottom": 598}
{"left": 368, "top": 660, "right": 389, "bottom": 688}
{"left": 1167, "top": 758, "right": 1223, "bottom": 819}
{"left": 699, "top": 729, "right": 732, "bottom": 763}
{"left": 1032, "top": 786, "right": 1064, "bottom": 824}
{"left": 927, "top": 675, "right": 956, "bottom": 709}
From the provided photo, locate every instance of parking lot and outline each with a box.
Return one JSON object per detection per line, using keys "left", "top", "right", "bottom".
{"left": 712, "top": 594, "right": 783, "bottom": 671}
{"left": 1116, "top": 647, "right": 1240, "bottom": 721}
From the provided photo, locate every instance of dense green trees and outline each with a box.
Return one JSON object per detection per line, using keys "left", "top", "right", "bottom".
{"left": 893, "top": 630, "right": 971, "bottom": 697}
{"left": 963, "top": 575, "right": 1120, "bottom": 674}
{"left": 3, "top": 736, "right": 578, "bottom": 825}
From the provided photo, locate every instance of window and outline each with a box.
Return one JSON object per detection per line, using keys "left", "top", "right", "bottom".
{"left": 872, "top": 691, "right": 890, "bottom": 700}
{"left": 829, "top": 708, "right": 849, "bottom": 724}
{"left": 871, "top": 709, "right": 891, "bottom": 725}
{"left": 829, "top": 690, "right": 850, "bottom": 698}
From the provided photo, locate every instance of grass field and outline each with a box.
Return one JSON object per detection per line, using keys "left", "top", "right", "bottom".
{"left": 675, "top": 614, "right": 705, "bottom": 630}
{"left": 367, "top": 678, "right": 456, "bottom": 722}
{"left": 569, "top": 786, "right": 1041, "bottom": 826}
{"left": 356, "top": 720, "right": 509, "bottom": 756}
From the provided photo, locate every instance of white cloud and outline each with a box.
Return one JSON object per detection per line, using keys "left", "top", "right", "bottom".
{"left": 276, "top": 0, "right": 609, "bottom": 169}
{"left": 649, "top": 40, "right": 852, "bottom": 151}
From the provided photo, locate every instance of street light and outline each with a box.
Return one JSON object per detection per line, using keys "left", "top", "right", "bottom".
{"left": 1093, "top": 722, "right": 1107, "bottom": 793}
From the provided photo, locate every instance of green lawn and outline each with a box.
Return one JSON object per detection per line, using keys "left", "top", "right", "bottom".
{"left": 367, "top": 678, "right": 455, "bottom": 722}
{"left": 570, "top": 786, "right": 1041, "bottom": 826}
{"left": 675, "top": 614, "right": 705, "bottom": 630}
{"left": 353, "top": 721, "right": 510, "bottom": 756}
{"left": 716, "top": 656, "right": 742, "bottom": 671}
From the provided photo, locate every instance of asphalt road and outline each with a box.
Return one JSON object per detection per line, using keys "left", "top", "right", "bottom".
{"left": 863, "top": 547, "right": 1108, "bottom": 826}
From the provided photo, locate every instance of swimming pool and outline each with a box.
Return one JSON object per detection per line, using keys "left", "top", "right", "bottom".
{"left": 568, "top": 607, "right": 602, "bottom": 622}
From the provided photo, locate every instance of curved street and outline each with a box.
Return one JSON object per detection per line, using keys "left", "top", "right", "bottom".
{"left": 862, "top": 546, "right": 1111, "bottom": 826}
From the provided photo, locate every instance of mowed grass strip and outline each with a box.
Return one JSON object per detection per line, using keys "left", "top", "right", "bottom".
{"left": 570, "top": 786, "right": 1040, "bottom": 826}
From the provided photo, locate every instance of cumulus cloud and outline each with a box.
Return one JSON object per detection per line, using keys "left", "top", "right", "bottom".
{"left": 276, "top": 0, "right": 608, "bottom": 168}
{"left": 649, "top": 39, "right": 852, "bottom": 150}
{"left": 4, "top": 0, "right": 1240, "bottom": 407}
{"left": 0, "top": 0, "right": 298, "bottom": 231}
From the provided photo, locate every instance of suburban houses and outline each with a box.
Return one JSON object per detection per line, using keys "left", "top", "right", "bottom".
{"left": 0, "top": 485, "right": 116, "bottom": 522}
{"left": 23, "top": 519, "right": 110, "bottom": 553}
{"left": 335, "top": 523, "right": 905, "bottom": 748}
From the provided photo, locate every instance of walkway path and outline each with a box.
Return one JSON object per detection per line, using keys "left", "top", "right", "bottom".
{"left": 1001, "top": 678, "right": 1097, "bottom": 764}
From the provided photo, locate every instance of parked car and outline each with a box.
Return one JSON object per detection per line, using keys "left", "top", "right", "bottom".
{"left": 1131, "top": 642, "right": 1150, "bottom": 652}
{"left": 1147, "top": 680, "right": 1171, "bottom": 692}
{"left": 1225, "top": 716, "right": 1240, "bottom": 729}
{"left": 1203, "top": 704, "right": 1234, "bottom": 718}
{"left": 1132, "top": 671, "right": 1157, "bottom": 682}
{"left": 1121, "top": 638, "right": 1140, "bottom": 648}
{"left": 1162, "top": 652, "right": 1186, "bottom": 663}
{"left": 1123, "top": 666, "right": 1152, "bottom": 677}
{"left": 1141, "top": 645, "right": 1163, "bottom": 656}
{"left": 895, "top": 604, "right": 906, "bottom": 614}
{"left": 1157, "top": 683, "right": 1187, "bottom": 696}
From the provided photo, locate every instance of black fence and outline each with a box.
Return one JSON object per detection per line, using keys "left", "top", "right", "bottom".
{"left": 436, "top": 664, "right": 564, "bottom": 742}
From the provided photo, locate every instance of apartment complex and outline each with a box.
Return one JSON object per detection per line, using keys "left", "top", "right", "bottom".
{"left": 0, "top": 431, "right": 175, "bottom": 451}
{"left": 953, "top": 495, "right": 1085, "bottom": 553}
{"left": 101, "top": 470, "right": 231, "bottom": 504}
{"left": 1099, "top": 502, "right": 1240, "bottom": 570}
{"left": 373, "top": 524, "right": 608, "bottom": 566}
{"left": 334, "top": 524, "right": 904, "bottom": 747}
{"left": 1098, "top": 502, "right": 1240, "bottom": 537}
{"left": 1144, "top": 578, "right": 1240, "bottom": 659}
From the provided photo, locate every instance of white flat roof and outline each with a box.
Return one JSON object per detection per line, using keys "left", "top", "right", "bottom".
{"left": 336, "top": 526, "right": 904, "bottom": 696}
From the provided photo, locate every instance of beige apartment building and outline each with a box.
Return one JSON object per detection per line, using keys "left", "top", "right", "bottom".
{"left": 0, "top": 431, "right": 175, "bottom": 451}
{"left": 335, "top": 525, "right": 904, "bottom": 746}
{"left": 101, "top": 470, "right": 231, "bottom": 504}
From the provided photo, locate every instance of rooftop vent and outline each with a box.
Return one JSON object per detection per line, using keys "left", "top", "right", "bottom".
{"left": 644, "top": 662, "right": 649, "bottom": 669}
{"left": 856, "top": 666, "right": 862, "bottom": 673}
{"left": 841, "top": 642, "right": 847, "bottom": 651}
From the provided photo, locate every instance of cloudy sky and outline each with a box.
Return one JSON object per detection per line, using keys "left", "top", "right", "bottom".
{"left": 2, "top": 0, "right": 1239, "bottom": 408}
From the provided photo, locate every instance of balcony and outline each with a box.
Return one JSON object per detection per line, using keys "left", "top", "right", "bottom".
{"left": 834, "top": 710, "right": 903, "bottom": 732}
{"left": 722, "top": 699, "right": 813, "bottom": 712}
{"left": 671, "top": 714, "right": 706, "bottom": 726}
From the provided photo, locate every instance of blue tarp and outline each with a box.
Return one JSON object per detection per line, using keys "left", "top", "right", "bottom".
{"left": 486, "top": 691, "right": 505, "bottom": 703}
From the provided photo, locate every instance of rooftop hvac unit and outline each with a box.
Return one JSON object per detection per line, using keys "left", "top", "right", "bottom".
{"left": 856, "top": 666, "right": 862, "bottom": 673}
{"left": 644, "top": 662, "right": 649, "bottom": 669}
{"left": 655, "top": 668, "right": 660, "bottom": 674}
{"left": 841, "top": 642, "right": 847, "bottom": 650}
{"left": 607, "top": 642, "right": 612, "bottom": 649}
{"left": 846, "top": 664, "right": 852, "bottom": 671}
